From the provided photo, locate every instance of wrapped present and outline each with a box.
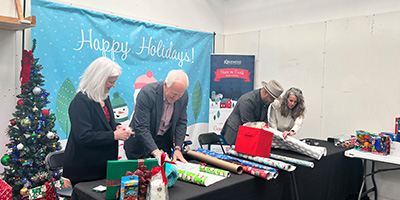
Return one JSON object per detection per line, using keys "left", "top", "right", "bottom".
{"left": 372, "top": 134, "right": 390, "bottom": 155}
{"left": 355, "top": 130, "right": 373, "bottom": 152}
{"left": 146, "top": 154, "right": 169, "bottom": 200}
{"left": 0, "top": 179, "right": 12, "bottom": 200}
{"left": 106, "top": 159, "right": 158, "bottom": 200}
{"left": 28, "top": 179, "right": 68, "bottom": 200}
{"left": 120, "top": 176, "right": 139, "bottom": 200}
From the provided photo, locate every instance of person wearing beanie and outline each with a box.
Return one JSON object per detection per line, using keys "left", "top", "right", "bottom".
{"left": 221, "top": 80, "right": 284, "bottom": 145}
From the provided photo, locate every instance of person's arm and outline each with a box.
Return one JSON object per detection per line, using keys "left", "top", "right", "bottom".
{"left": 290, "top": 116, "right": 304, "bottom": 135}
{"left": 131, "top": 89, "right": 159, "bottom": 156}
{"left": 69, "top": 94, "right": 115, "bottom": 147}
{"left": 237, "top": 97, "right": 257, "bottom": 124}
{"left": 268, "top": 103, "right": 278, "bottom": 129}
{"left": 172, "top": 91, "right": 188, "bottom": 163}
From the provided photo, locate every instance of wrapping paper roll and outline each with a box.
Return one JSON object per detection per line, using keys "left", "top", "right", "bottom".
{"left": 269, "top": 129, "right": 327, "bottom": 160}
{"left": 241, "top": 165, "right": 277, "bottom": 180}
{"left": 269, "top": 153, "right": 314, "bottom": 168}
{"left": 199, "top": 165, "right": 231, "bottom": 177}
{"left": 187, "top": 150, "right": 243, "bottom": 174}
{"left": 227, "top": 150, "right": 296, "bottom": 172}
{"left": 193, "top": 148, "right": 279, "bottom": 180}
{"left": 177, "top": 170, "right": 209, "bottom": 186}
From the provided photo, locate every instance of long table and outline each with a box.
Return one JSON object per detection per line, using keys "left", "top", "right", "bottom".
{"left": 344, "top": 148, "right": 400, "bottom": 200}
{"left": 72, "top": 139, "right": 363, "bottom": 200}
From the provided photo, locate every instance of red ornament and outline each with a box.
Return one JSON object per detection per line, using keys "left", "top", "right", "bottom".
{"left": 10, "top": 121, "right": 16, "bottom": 126}
{"left": 17, "top": 99, "right": 24, "bottom": 105}
{"left": 42, "top": 109, "right": 50, "bottom": 116}
{"left": 54, "top": 135, "right": 59, "bottom": 141}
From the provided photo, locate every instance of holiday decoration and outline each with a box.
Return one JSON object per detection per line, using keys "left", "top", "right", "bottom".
{"left": 32, "top": 87, "right": 41, "bottom": 95}
{"left": 33, "top": 106, "right": 39, "bottom": 112}
{"left": 20, "top": 187, "right": 28, "bottom": 196}
{"left": 17, "top": 143, "right": 24, "bottom": 150}
{"left": 17, "top": 99, "right": 24, "bottom": 105}
{"left": 41, "top": 109, "right": 49, "bottom": 116}
{"left": 46, "top": 132, "right": 54, "bottom": 139}
{"left": 1, "top": 155, "right": 10, "bottom": 166}
{"left": 21, "top": 118, "right": 31, "bottom": 127}
{"left": 1, "top": 39, "right": 62, "bottom": 200}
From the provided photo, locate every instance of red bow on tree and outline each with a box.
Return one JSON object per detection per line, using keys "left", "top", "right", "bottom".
{"left": 20, "top": 50, "right": 33, "bottom": 86}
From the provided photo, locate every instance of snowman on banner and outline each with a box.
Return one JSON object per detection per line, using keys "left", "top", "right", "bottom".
{"left": 132, "top": 70, "right": 158, "bottom": 115}
{"left": 111, "top": 92, "right": 130, "bottom": 160}
{"left": 113, "top": 70, "right": 157, "bottom": 160}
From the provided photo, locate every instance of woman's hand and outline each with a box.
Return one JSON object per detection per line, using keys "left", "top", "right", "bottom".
{"left": 114, "top": 126, "right": 135, "bottom": 141}
{"left": 283, "top": 130, "right": 295, "bottom": 139}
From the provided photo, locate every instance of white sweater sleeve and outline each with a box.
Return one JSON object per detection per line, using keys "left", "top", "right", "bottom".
{"left": 291, "top": 116, "right": 304, "bottom": 133}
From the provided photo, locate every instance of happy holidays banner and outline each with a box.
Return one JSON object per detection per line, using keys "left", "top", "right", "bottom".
{"left": 32, "top": 0, "right": 213, "bottom": 139}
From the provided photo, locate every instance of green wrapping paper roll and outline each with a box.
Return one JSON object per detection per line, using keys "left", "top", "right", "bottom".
{"left": 178, "top": 169, "right": 209, "bottom": 186}
{"left": 199, "top": 165, "right": 230, "bottom": 177}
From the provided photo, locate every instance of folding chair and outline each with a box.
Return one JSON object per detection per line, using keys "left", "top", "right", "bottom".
{"left": 198, "top": 132, "right": 231, "bottom": 154}
{"left": 45, "top": 150, "right": 73, "bottom": 198}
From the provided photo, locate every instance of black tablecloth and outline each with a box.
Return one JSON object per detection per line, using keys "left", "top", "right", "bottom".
{"left": 72, "top": 138, "right": 362, "bottom": 200}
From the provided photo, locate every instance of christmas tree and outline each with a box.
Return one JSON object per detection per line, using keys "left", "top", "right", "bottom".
{"left": 1, "top": 39, "right": 62, "bottom": 199}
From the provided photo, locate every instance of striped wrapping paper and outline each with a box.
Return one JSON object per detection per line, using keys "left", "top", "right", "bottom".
{"left": 194, "top": 148, "right": 278, "bottom": 179}
{"left": 269, "top": 153, "right": 314, "bottom": 168}
{"left": 227, "top": 149, "right": 296, "bottom": 172}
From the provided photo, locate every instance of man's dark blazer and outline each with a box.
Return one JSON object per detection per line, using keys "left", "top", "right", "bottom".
{"left": 124, "top": 81, "right": 188, "bottom": 159}
{"left": 221, "top": 89, "right": 269, "bottom": 145}
{"left": 63, "top": 92, "right": 118, "bottom": 184}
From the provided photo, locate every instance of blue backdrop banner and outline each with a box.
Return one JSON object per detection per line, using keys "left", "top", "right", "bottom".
{"left": 32, "top": 0, "right": 213, "bottom": 139}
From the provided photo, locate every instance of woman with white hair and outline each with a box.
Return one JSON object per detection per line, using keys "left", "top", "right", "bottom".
{"left": 63, "top": 57, "right": 134, "bottom": 186}
{"left": 269, "top": 87, "right": 306, "bottom": 139}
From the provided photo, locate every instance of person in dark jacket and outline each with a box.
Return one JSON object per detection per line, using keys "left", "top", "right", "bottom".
{"left": 63, "top": 57, "right": 134, "bottom": 186}
{"left": 124, "top": 70, "right": 189, "bottom": 163}
{"left": 221, "top": 80, "right": 284, "bottom": 145}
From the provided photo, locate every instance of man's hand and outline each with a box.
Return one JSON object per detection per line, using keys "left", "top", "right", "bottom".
{"left": 172, "top": 148, "right": 187, "bottom": 163}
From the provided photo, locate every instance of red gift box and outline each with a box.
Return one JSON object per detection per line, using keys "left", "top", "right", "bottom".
{"left": 0, "top": 179, "right": 12, "bottom": 200}
{"left": 234, "top": 125, "right": 273, "bottom": 158}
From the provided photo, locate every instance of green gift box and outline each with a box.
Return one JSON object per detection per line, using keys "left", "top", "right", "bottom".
{"left": 106, "top": 159, "right": 159, "bottom": 199}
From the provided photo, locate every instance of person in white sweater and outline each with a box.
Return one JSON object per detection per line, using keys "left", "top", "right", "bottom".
{"left": 268, "top": 87, "right": 306, "bottom": 139}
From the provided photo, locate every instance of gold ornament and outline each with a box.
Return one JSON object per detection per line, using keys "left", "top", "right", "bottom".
{"left": 20, "top": 187, "right": 28, "bottom": 196}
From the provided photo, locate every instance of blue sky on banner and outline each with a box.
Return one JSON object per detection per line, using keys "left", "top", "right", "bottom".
{"left": 32, "top": 0, "right": 213, "bottom": 139}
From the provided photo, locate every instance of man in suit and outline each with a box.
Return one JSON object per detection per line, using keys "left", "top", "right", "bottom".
{"left": 124, "top": 70, "right": 189, "bottom": 163}
{"left": 221, "top": 80, "right": 284, "bottom": 145}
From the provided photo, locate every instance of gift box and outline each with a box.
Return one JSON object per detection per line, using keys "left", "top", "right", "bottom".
{"left": 0, "top": 179, "right": 12, "bottom": 200}
{"left": 106, "top": 159, "right": 159, "bottom": 200}
{"left": 120, "top": 175, "right": 138, "bottom": 200}
{"left": 234, "top": 125, "right": 273, "bottom": 158}
{"left": 355, "top": 130, "right": 373, "bottom": 152}
{"left": 28, "top": 179, "right": 68, "bottom": 200}
{"left": 371, "top": 134, "right": 390, "bottom": 155}
{"left": 391, "top": 141, "right": 400, "bottom": 157}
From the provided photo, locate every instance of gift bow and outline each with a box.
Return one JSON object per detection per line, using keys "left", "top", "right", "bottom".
{"left": 133, "top": 159, "right": 152, "bottom": 200}
{"left": 20, "top": 50, "right": 33, "bottom": 86}
{"left": 150, "top": 153, "right": 169, "bottom": 186}
{"left": 36, "top": 182, "right": 56, "bottom": 200}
